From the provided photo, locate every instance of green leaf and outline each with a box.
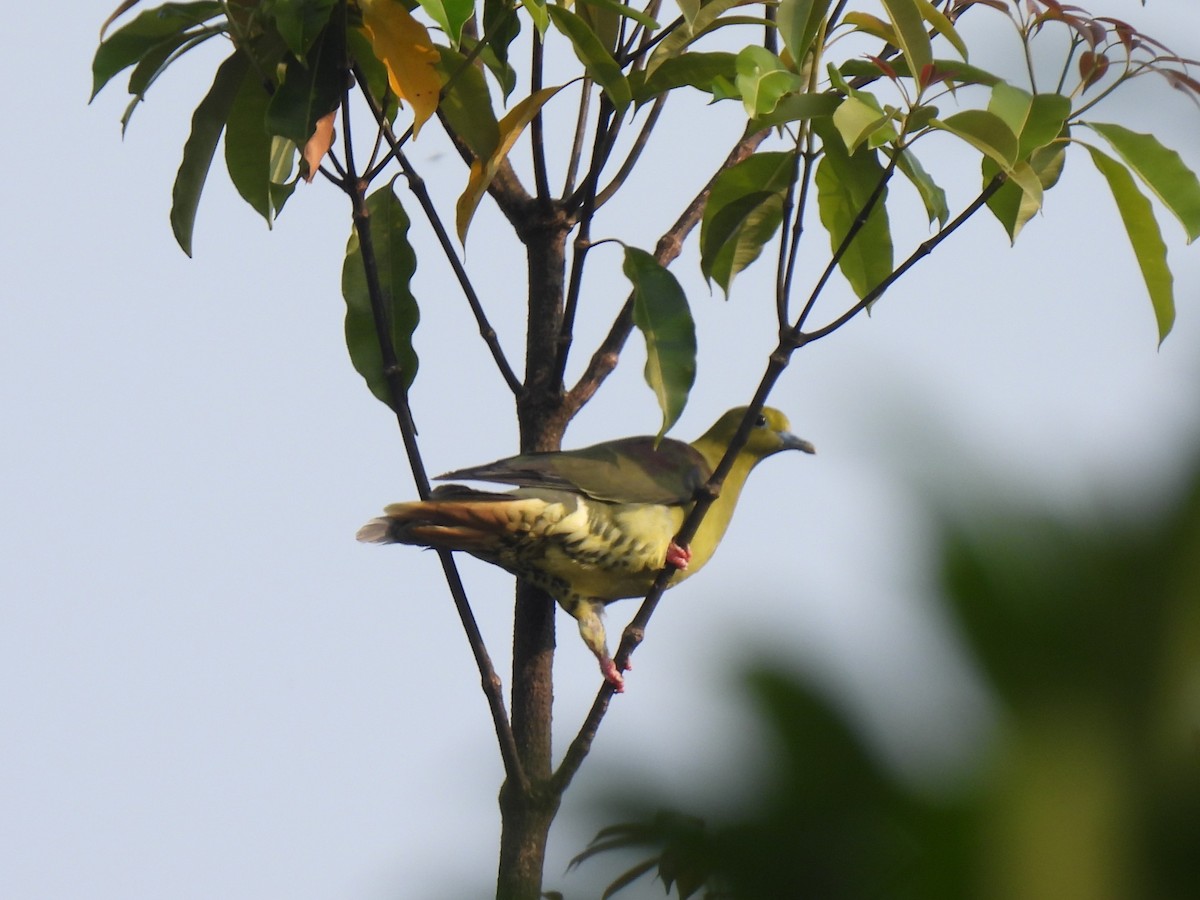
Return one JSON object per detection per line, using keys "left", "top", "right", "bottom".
{"left": 120, "top": 29, "right": 220, "bottom": 134}
{"left": 832, "top": 94, "right": 891, "bottom": 153}
{"left": 343, "top": 181, "right": 421, "bottom": 406}
{"left": 735, "top": 46, "right": 806, "bottom": 118}
{"left": 347, "top": 27, "right": 393, "bottom": 115}
{"left": 630, "top": 52, "right": 737, "bottom": 104}
{"left": 482, "top": 0, "right": 521, "bottom": 92}
{"left": 577, "top": 0, "right": 620, "bottom": 52}
{"left": 435, "top": 47, "right": 501, "bottom": 161}
{"left": 170, "top": 51, "right": 248, "bottom": 257}
{"left": 880, "top": 0, "right": 932, "bottom": 81}
{"left": 701, "top": 151, "right": 795, "bottom": 296}
{"left": 841, "top": 56, "right": 1000, "bottom": 88}
{"left": 265, "top": 20, "right": 345, "bottom": 150}
{"left": 268, "top": 136, "right": 299, "bottom": 214}
{"left": 894, "top": 147, "right": 948, "bottom": 226}
{"left": 987, "top": 84, "right": 1071, "bottom": 161}
{"left": 645, "top": 0, "right": 747, "bottom": 77}
{"left": 914, "top": 0, "right": 967, "bottom": 60}
{"left": 983, "top": 142, "right": 1064, "bottom": 241}
{"left": 776, "top": 0, "right": 833, "bottom": 66}
{"left": 930, "top": 109, "right": 1018, "bottom": 168}
{"left": 1084, "top": 145, "right": 1175, "bottom": 343}
{"left": 813, "top": 121, "right": 893, "bottom": 300}
{"left": 745, "top": 90, "right": 839, "bottom": 132}
{"left": 623, "top": 247, "right": 697, "bottom": 441}
{"left": 842, "top": 11, "right": 897, "bottom": 45}
{"left": 91, "top": 1, "right": 224, "bottom": 100}
{"left": 974, "top": 86, "right": 1069, "bottom": 239}
{"left": 579, "top": 0, "right": 660, "bottom": 31}
{"left": 457, "top": 85, "right": 566, "bottom": 241}
{"left": 1085, "top": 122, "right": 1200, "bottom": 243}
{"left": 273, "top": 0, "right": 337, "bottom": 57}
{"left": 520, "top": 0, "right": 549, "bottom": 34}
{"left": 224, "top": 65, "right": 276, "bottom": 224}
{"left": 416, "top": 0, "right": 475, "bottom": 46}
{"left": 546, "top": 6, "right": 631, "bottom": 115}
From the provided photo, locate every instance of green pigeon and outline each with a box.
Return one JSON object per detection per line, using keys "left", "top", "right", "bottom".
{"left": 357, "top": 406, "right": 814, "bottom": 690}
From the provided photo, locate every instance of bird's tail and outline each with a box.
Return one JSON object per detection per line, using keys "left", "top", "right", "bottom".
{"left": 355, "top": 487, "right": 519, "bottom": 553}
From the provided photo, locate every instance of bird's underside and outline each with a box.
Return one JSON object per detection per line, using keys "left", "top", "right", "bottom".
{"left": 357, "top": 484, "right": 691, "bottom": 689}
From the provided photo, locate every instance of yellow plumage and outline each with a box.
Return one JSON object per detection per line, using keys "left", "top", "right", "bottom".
{"left": 357, "top": 407, "right": 813, "bottom": 689}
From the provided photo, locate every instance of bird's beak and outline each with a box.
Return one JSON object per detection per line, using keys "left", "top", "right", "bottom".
{"left": 779, "top": 431, "right": 816, "bottom": 454}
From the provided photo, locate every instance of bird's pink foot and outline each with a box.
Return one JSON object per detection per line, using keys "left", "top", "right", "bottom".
{"left": 666, "top": 540, "right": 692, "bottom": 569}
{"left": 600, "top": 657, "right": 625, "bottom": 692}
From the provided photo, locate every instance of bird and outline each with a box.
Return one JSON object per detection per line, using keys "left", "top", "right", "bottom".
{"left": 357, "top": 406, "right": 814, "bottom": 690}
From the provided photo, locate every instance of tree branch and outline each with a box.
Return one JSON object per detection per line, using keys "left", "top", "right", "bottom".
{"left": 341, "top": 81, "right": 528, "bottom": 794}
{"left": 354, "top": 67, "right": 524, "bottom": 397}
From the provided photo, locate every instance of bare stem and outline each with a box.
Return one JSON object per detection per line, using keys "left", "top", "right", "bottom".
{"left": 530, "top": 30, "right": 552, "bottom": 202}
{"left": 595, "top": 94, "right": 668, "bottom": 208}
{"left": 562, "top": 79, "right": 593, "bottom": 198}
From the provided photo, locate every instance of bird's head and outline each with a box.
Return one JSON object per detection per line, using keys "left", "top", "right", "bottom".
{"left": 696, "top": 406, "right": 816, "bottom": 464}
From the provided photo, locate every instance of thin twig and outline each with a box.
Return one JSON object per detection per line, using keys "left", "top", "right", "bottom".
{"left": 555, "top": 98, "right": 617, "bottom": 384}
{"left": 806, "top": 174, "right": 1005, "bottom": 341}
{"left": 562, "top": 79, "right": 594, "bottom": 198}
{"left": 354, "top": 65, "right": 524, "bottom": 396}
{"left": 563, "top": 129, "right": 770, "bottom": 417}
{"left": 776, "top": 131, "right": 817, "bottom": 327}
{"left": 594, "top": 94, "right": 668, "bottom": 208}
{"left": 792, "top": 150, "right": 899, "bottom": 333}
{"left": 773, "top": 140, "right": 805, "bottom": 327}
{"left": 530, "top": 31, "right": 552, "bottom": 201}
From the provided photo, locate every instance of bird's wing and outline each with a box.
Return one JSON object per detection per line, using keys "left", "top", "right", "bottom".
{"left": 437, "top": 436, "right": 711, "bottom": 505}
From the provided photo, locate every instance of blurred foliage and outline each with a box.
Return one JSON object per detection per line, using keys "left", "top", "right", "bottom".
{"left": 569, "top": 460, "right": 1200, "bottom": 899}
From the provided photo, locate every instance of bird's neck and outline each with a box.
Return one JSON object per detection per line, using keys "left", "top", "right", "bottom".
{"left": 683, "top": 435, "right": 765, "bottom": 573}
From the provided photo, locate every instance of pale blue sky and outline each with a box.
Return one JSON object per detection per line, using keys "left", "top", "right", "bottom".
{"left": 4, "top": 2, "right": 1199, "bottom": 897}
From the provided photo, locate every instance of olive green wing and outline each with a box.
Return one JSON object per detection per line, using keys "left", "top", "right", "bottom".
{"left": 437, "top": 436, "right": 711, "bottom": 505}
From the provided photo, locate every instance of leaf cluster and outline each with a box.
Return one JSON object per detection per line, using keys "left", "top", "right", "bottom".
{"left": 93, "top": 0, "right": 1200, "bottom": 427}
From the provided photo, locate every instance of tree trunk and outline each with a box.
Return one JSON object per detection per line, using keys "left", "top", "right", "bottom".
{"left": 495, "top": 204, "right": 572, "bottom": 899}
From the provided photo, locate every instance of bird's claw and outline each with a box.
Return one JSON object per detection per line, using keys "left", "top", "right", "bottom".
{"left": 666, "top": 540, "right": 692, "bottom": 569}
{"left": 600, "top": 657, "right": 626, "bottom": 692}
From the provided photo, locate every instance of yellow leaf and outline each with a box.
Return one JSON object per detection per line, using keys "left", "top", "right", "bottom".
{"left": 303, "top": 110, "right": 337, "bottom": 182}
{"left": 455, "top": 85, "right": 565, "bottom": 241}
{"left": 359, "top": 0, "right": 440, "bottom": 137}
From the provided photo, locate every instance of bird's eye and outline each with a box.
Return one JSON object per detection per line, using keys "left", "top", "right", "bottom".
{"left": 755, "top": 414, "right": 767, "bottom": 427}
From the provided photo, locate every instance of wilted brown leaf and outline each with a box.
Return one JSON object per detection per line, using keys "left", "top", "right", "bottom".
{"left": 303, "top": 110, "right": 337, "bottom": 182}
